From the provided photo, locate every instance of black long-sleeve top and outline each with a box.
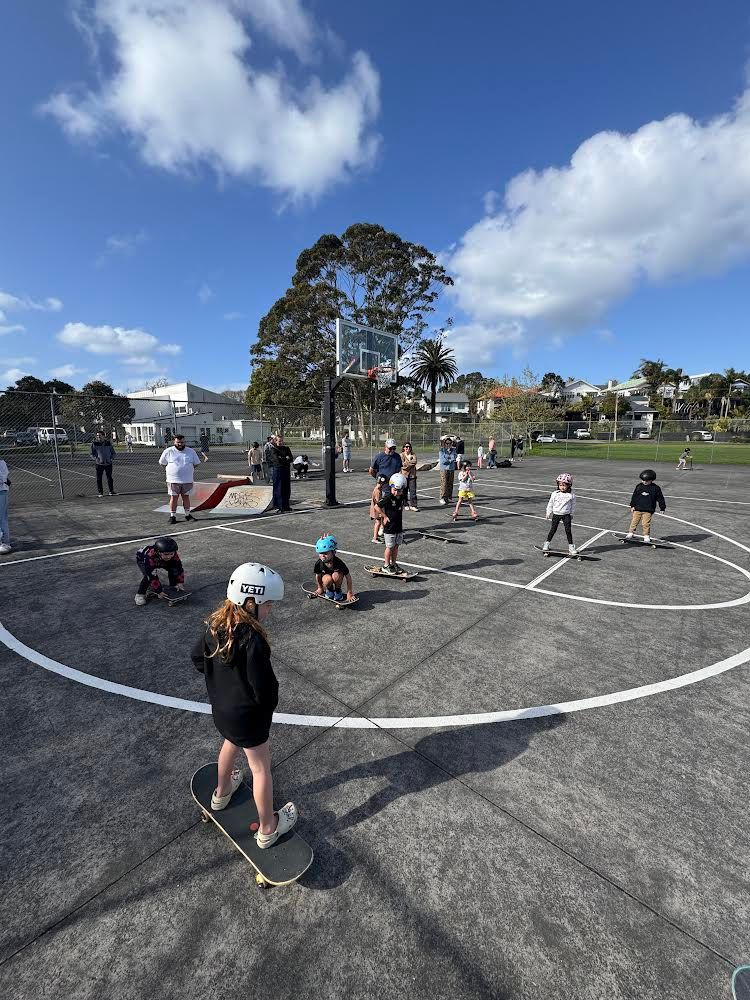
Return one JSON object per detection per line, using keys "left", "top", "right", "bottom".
{"left": 267, "top": 444, "right": 293, "bottom": 469}
{"left": 630, "top": 482, "right": 666, "bottom": 513}
{"left": 191, "top": 625, "right": 279, "bottom": 746}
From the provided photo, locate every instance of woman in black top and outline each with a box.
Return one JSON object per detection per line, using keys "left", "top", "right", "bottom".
{"left": 191, "top": 562, "right": 298, "bottom": 849}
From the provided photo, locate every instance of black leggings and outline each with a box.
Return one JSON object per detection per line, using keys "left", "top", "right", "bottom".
{"left": 96, "top": 464, "right": 114, "bottom": 494}
{"left": 547, "top": 513, "right": 573, "bottom": 544}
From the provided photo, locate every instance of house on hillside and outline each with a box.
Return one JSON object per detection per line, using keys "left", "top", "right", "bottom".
{"left": 538, "top": 379, "right": 603, "bottom": 403}
{"left": 477, "top": 385, "right": 527, "bottom": 417}
{"left": 419, "top": 392, "right": 470, "bottom": 422}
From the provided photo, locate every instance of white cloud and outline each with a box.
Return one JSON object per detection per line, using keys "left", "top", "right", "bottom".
{"left": 0, "top": 290, "right": 63, "bottom": 322}
{"left": 41, "top": 0, "right": 381, "bottom": 199}
{"left": 97, "top": 229, "right": 148, "bottom": 264}
{"left": 0, "top": 325, "right": 25, "bottom": 336}
{"left": 596, "top": 328, "right": 615, "bottom": 342}
{"left": 448, "top": 83, "right": 750, "bottom": 354}
{"left": 1, "top": 368, "right": 30, "bottom": 384}
{"left": 443, "top": 322, "right": 525, "bottom": 370}
{"left": 58, "top": 321, "right": 178, "bottom": 357}
{"left": 223, "top": 310, "right": 242, "bottom": 321}
{"left": 482, "top": 190, "right": 499, "bottom": 215}
{"left": 198, "top": 283, "right": 214, "bottom": 304}
{"left": 49, "top": 363, "right": 86, "bottom": 378}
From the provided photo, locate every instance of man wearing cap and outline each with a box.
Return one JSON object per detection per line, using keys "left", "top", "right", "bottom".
{"left": 369, "top": 438, "right": 402, "bottom": 495}
{"left": 438, "top": 435, "right": 458, "bottom": 505}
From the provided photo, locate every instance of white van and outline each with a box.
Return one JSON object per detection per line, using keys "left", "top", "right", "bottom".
{"left": 27, "top": 426, "right": 69, "bottom": 444}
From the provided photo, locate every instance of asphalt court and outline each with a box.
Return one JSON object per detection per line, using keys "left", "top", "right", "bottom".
{"left": 1, "top": 456, "right": 749, "bottom": 999}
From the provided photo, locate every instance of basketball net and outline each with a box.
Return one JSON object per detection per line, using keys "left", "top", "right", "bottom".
{"left": 368, "top": 364, "right": 393, "bottom": 391}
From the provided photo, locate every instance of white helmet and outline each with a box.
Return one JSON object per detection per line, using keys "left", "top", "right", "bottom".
{"left": 385, "top": 438, "right": 397, "bottom": 448}
{"left": 227, "top": 563, "right": 284, "bottom": 606}
{"left": 389, "top": 473, "right": 408, "bottom": 490}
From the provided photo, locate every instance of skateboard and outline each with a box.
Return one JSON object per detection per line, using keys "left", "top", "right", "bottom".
{"left": 363, "top": 565, "right": 419, "bottom": 580}
{"left": 611, "top": 532, "right": 673, "bottom": 550}
{"left": 161, "top": 586, "right": 191, "bottom": 606}
{"left": 415, "top": 530, "right": 457, "bottom": 544}
{"left": 534, "top": 545, "right": 593, "bottom": 562}
{"left": 301, "top": 584, "right": 359, "bottom": 608}
{"left": 191, "top": 763, "right": 313, "bottom": 889}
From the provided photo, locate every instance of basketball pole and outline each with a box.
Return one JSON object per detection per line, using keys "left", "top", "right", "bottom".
{"left": 323, "top": 375, "right": 345, "bottom": 506}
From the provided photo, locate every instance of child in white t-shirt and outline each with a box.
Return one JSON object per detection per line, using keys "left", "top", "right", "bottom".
{"left": 543, "top": 473, "right": 577, "bottom": 555}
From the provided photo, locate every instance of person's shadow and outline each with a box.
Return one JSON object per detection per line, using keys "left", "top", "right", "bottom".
{"left": 306, "top": 715, "right": 566, "bottom": 835}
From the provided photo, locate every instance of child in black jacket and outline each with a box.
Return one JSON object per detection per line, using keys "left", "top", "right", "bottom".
{"left": 626, "top": 470, "right": 666, "bottom": 543}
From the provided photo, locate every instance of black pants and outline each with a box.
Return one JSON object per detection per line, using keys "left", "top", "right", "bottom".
{"left": 547, "top": 513, "right": 573, "bottom": 544}
{"left": 96, "top": 464, "right": 114, "bottom": 494}
{"left": 272, "top": 466, "right": 291, "bottom": 509}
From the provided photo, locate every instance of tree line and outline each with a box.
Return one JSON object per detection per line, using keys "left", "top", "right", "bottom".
{"left": 0, "top": 375, "right": 134, "bottom": 438}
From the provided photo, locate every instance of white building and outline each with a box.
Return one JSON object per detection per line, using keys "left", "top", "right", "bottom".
{"left": 419, "top": 392, "right": 470, "bottom": 422}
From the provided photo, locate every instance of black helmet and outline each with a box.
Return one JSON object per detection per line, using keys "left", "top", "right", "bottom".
{"left": 154, "top": 536, "right": 179, "bottom": 553}
{"left": 639, "top": 469, "right": 656, "bottom": 482}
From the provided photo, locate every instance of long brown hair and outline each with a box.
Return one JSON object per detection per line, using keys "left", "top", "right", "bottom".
{"left": 204, "top": 598, "right": 268, "bottom": 660}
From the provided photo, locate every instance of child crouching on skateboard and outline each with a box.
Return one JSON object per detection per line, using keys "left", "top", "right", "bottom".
{"left": 452, "top": 461, "right": 478, "bottom": 521}
{"left": 190, "top": 562, "right": 298, "bottom": 849}
{"left": 313, "top": 534, "right": 355, "bottom": 602}
{"left": 375, "top": 473, "right": 407, "bottom": 575}
{"left": 370, "top": 475, "right": 387, "bottom": 543}
{"left": 543, "top": 473, "right": 578, "bottom": 556}
{"left": 626, "top": 470, "right": 666, "bottom": 543}
{"left": 134, "top": 536, "right": 186, "bottom": 605}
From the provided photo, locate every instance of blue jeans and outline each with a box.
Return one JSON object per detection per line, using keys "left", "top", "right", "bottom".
{"left": 0, "top": 490, "right": 9, "bottom": 545}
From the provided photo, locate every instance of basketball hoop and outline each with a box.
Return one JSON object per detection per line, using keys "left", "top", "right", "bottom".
{"left": 368, "top": 364, "right": 393, "bottom": 390}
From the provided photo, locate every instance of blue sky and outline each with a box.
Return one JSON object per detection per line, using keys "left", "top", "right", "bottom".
{"left": 1, "top": 0, "right": 749, "bottom": 394}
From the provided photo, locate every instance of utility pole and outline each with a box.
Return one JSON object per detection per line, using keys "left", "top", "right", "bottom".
{"left": 322, "top": 375, "right": 345, "bottom": 506}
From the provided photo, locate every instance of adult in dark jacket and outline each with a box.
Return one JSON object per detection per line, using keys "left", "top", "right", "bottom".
{"left": 626, "top": 469, "right": 666, "bottom": 542}
{"left": 191, "top": 562, "right": 298, "bottom": 849}
{"left": 268, "top": 434, "right": 293, "bottom": 512}
{"left": 91, "top": 431, "right": 116, "bottom": 496}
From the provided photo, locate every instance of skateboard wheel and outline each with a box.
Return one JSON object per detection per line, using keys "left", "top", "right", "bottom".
{"left": 255, "top": 873, "right": 268, "bottom": 888}
{"left": 200, "top": 811, "right": 209, "bottom": 823}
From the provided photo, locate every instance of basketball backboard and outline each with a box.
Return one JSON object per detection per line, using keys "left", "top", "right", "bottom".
{"left": 336, "top": 319, "right": 398, "bottom": 384}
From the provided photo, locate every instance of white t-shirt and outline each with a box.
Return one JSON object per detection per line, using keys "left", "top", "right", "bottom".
{"left": 0, "top": 459, "right": 9, "bottom": 491}
{"left": 159, "top": 446, "right": 201, "bottom": 483}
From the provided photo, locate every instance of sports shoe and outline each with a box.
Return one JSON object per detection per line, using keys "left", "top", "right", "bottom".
{"left": 439, "top": 498, "right": 447, "bottom": 505}
{"left": 371, "top": 538, "right": 381, "bottom": 544}
{"left": 625, "top": 532, "right": 633, "bottom": 539}
{"left": 169, "top": 515, "right": 177, "bottom": 525}
{"left": 382, "top": 564, "right": 396, "bottom": 575}
{"left": 185, "top": 513, "right": 196, "bottom": 521}
{"left": 0, "top": 543, "right": 12, "bottom": 554}
{"left": 568, "top": 545, "right": 578, "bottom": 556}
{"left": 411, "top": 507, "right": 419, "bottom": 513}
{"left": 324, "top": 589, "right": 335, "bottom": 599}
{"left": 256, "top": 802, "right": 298, "bottom": 849}
{"left": 109, "top": 491, "right": 117, "bottom": 496}
{"left": 211, "top": 769, "right": 243, "bottom": 811}
{"left": 97, "top": 493, "right": 104, "bottom": 498}
{"left": 332, "top": 591, "right": 345, "bottom": 602}
{"left": 542, "top": 541, "right": 550, "bottom": 552}
{"left": 643, "top": 535, "right": 651, "bottom": 543}
{"left": 134, "top": 594, "right": 147, "bottom": 606}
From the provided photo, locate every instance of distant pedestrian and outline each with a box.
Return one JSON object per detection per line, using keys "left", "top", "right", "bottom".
{"left": 0, "top": 457, "right": 11, "bottom": 554}
{"left": 510, "top": 437, "right": 516, "bottom": 460}
{"left": 438, "top": 435, "right": 457, "bottom": 504}
{"left": 91, "top": 430, "right": 117, "bottom": 497}
{"left": 477, "top": 444, "right": 484, "bottom": 468}
{"left": 159, "top": 434, "right": 202, "bottom": 524}
{"left": 516, "top": 436, "right": 525, "bottom": 461}
{"left": 487, "top": 436, "right": 497, "bottom": 468}
{"left": 268, "top": 434, "right": 293, "bottom": 512}
{"left": 262, "top": 436, "right": 273, "bottom": 482}
{"left": 248, "top": 441, "right": 263, "bottom": 483}
{"left": 199, "top": 433, "right": 210, "bottom": 463}
{"left": 341, "top": 433, "right": 353, "bottom": 473}
{"left": 125, "top": 433, "right": 134, "bottom": 453}
{"left": 454, "top": 434, "right": 465, "bottom": 459}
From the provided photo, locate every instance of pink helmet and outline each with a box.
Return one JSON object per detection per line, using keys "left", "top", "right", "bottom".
{"left": 556, "top": 473, "right": 573, "bottom": 485}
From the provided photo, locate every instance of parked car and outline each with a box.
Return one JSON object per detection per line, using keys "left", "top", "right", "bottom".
{"left": 693, "top": 430, "right": 714, "bottom": 441}
{"left": 574, "top": 428, "right": 592, "bottom": 439}
{"left": 637, "top": 430, "right": 652, "bottom": 439}
{"left": 27, "top": 425, "right": 68, "bottom": 444}
{"left": 536, "top": 434, "right": 558, "bottom": 444}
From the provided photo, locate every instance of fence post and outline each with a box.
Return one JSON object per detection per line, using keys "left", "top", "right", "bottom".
{"left": 654, "top": 420, "right": 661, "bottom": 463}
{"left": 49, "top": 393, "right": 65, "bottom": 499}
{"left": 565, "top": 421, "right": 569, "bottom": 457}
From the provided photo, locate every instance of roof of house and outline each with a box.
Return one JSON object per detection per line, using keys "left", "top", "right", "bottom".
{"left": 627, "top": 400, "right": 660, "bottom": 414}
{"left": 481, "top": 385, "right": 536, "bottom": 399}
{"left": 607, "top": 376, "right": 648, "bottom": 392}
{"left": 434, "top": 392, "right": 469, "bottom": 403}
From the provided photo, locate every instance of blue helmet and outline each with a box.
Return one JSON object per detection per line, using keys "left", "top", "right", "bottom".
{"left": 315, "top": 534, "right": 337, "bottom": 555}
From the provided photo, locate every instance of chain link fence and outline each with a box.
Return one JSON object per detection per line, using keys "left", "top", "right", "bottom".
{"left": 1, "top": 389, "right": 748, "bottom": 505}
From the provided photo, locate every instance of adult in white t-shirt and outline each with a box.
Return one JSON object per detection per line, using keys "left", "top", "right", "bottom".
{"left": 158, "top": 434, "right": 202, "bottom": 525}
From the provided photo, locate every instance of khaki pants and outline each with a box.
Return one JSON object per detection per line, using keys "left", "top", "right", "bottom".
{"left": 628, "top": 510, "right": 652, "bottom": 535}
{"left": 440, "top": 470, "right": 455, "bottom": 501}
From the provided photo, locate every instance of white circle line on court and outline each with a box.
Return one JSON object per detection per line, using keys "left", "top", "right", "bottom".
{"left": 472, "top": 473, "right": 750, "bottom": 506}
{"left": 2, "top": 621, "right": 748, "bottom": 729}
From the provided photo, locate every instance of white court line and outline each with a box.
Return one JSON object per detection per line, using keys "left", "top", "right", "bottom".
{"left": 416, "top": 486, "right": 604, "bottom": 532}
{"left": 64, "top": 468, "right": 96, "bottom": 479}
{"left": 10, "top": 467, "right": 54, "bottom": 482}
{"left": 474, "top": 475, "right": 750, "bottom": 506}
{"left": 525, "top": 529, "right": 609, "bottom": 590}
{"left": 2, "top": 621, "right": 749, "bottom": 729}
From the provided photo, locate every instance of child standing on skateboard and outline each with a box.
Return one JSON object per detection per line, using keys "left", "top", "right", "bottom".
{"left": 313, "top": 534, "right": 355, "bottom": 602}
{"left": 543, "top": 473, "right": 578, "bottom": 556}
{"left": 134, "top": 536, "right": 186, "bottom": 605}
{"left": 370, "top": 475, "right": 387, "bottom": 543}
{"left": 452, "top": 461, "right": 478, "bottom": 521}
{"left": 375, "top": 473, "right": 407, "bottom": 574}
{"left": 191, "top": 562, "right": 297, "bottom": 849}
{"left": 626, "top": 470, "right": 666, "bottom": 543}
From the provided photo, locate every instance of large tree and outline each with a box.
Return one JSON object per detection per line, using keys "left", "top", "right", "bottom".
{"left": 408, "top": 337, "right": 459, "bottom": 423}
{"left": 539, "top": 372, "right": 566, "bottom": 397}
{"left": 490, "top": 369, "right": 562, "bottom": 433}
{"left": 633, "top": 359, "right": 669, "bottom": 398}
{"left": 0, "top": 375, "right": 76, "bottom": 430}
{"left": 58, "top": 380, "right": 134, "bottom": 439}
{"left": 248, "top": 223, "right": 453, "bottom": 438}
{"left": 448, "top": 372, "right": 498, "bottom": 416}
{"left": 599, "top": 392, "right": 631, "bottom": 419}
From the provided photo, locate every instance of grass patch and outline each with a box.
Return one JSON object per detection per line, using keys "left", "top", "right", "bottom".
{"left": 528, "top": 440, "right": 750, "bottom": 465}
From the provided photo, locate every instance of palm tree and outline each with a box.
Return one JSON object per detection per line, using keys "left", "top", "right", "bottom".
{"left": 633, "top": 359, "right": 668, "bottom": 399}
{"left": 409, "top": 338, "right": 459, "bottom": 423}
{"left": 664, "top": 367, "right": 686, "bottom": 413}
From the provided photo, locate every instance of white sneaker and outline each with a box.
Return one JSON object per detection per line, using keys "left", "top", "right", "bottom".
{"left": 643, "top": 535, "right": 651, "bottom": 543}
{"left": 568, "top": 545, "right": 578, "bottom": 556}
{"left": 0, "top": 543, "right": 11, "bottom": 554}
{"left": 625, "top": 532, "right": 633, "bottom": 539}
{"left": 542, "top": 541, "right": 550, "bottom": 552}
{"left": 439, "top": 498, "right": 447, "bottom": 505}
{"left": 211, "top": 769, "right": 244, "bottom": 811}
{"left": 134, "top": 594, "right": 147, "bottom": 606}
{"left": 256, "top": 802, "right": 298, "bottom": 849}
